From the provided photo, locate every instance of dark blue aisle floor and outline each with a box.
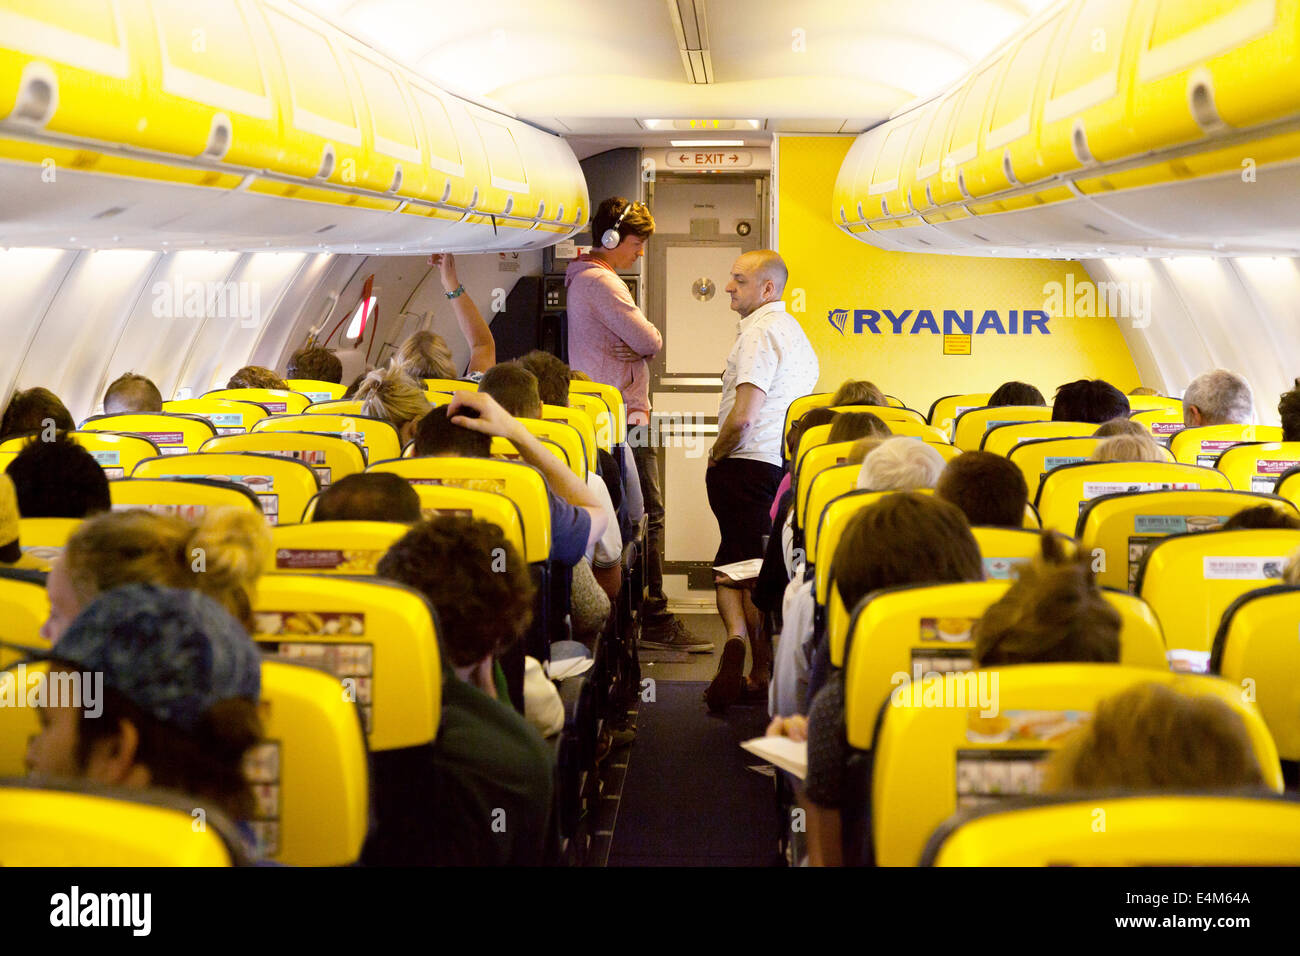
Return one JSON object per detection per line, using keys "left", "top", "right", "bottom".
{"left": 606, "top": 679, "right": 781, "bottom": 867}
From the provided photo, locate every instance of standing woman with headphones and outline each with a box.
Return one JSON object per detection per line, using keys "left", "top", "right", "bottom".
{"left": 565, "top": 197, "right": 712, "bottom": 653}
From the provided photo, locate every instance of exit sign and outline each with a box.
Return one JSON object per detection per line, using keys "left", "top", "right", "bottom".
{"left": 665, "top": 150, "right": 753, "bottom": 169}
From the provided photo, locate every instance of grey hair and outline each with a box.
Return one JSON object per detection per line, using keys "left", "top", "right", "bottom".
{"left": 856, "top": 437, "right": 946, "bottom": 492}
{"left": 1183, "top": 369, "right": 1254, "bottom": 426}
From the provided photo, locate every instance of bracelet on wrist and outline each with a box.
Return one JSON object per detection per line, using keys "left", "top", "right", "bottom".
{"left": 445, "top": 283, "right": 465, "bottom": 299}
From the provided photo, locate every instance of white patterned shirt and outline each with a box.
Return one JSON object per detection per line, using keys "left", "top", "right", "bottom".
{"left": 718, "top": 300, "right": 820, "bottom": 467}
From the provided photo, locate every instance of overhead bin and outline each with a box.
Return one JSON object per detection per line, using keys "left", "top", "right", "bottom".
{"left": 0, "top": 0, "right": 588, "bottom": 253}
{"left": 834, "top": 0, "right": 1300, "bottom": 258}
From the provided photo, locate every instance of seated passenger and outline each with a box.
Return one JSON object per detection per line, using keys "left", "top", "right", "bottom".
{"left": 8, "top": 435, "right": 110, "bottom": 519}
{"left": 103, "top": 372, "right": 163, "bottom": 415}
{"left": 226, "top": 366, "right": 288, "bottom": 391}
{"left": 988, "top": 381, "right": 1045, "bottom": 407}
{"left": 936, "top": 451, "right": 1028, "bottom": 528}
{"left": 769, "top": 405, "right": 838, "bottom": 524}
{"left": 826, "top": 411, "right": 889, "bottom": 445}
{"left": 828, "top": 380, "right": 885, "bottom": 408}
{"left": 845, "top": 436, "right": 885, "bottom": 466}
{"left": 1278, "top": 379, "right": 1300, "bottom": 442}
{"left": 354, "top": 365, "right": 433, "bottom": 447}
{"left": 286, "top": 347, "right": 343, "bottom": 385}
{"left": 1129, "top": 386, "right": 1160, "bottom": 396}
{"left": 1093, "top": 417, "right": 1148, "bottom": 438}
{"left": 1183, "top": 369, "right": 1254, "bottom": 427}
{"left": 857, "top": 436, "right": 945, "bottom": 491}
{"left": 798, "top": 494, "right": 985, "bottom": 865}
{"left": 376, "top": 516, "right": 557, "bottom": 864}
{"left": 1222, "top": 504, "right": 1300, "bottom": 531}
{"left": 312, "top": 473, "right": 421, "bottom": 524}
{"left": 413, "top": 395, "right": 608, "bottom": 568}
{"left": 478, "top": 362, "right": 618, "bottom": 636}
{"left": 26, "top": 582, "right": 264, "bottom": 828}
{"left": 41, "top": 507, "right": 272, "bottom": 644}
{"left": 0, "top": 474, "right": 49, "bottom": 570}
{"left": 1052, "top": 379, "right": 1130, "bottom": 424}
{"left": 342, "top": 366, "right": 373, "bottom": 400}
{"left": 0, "top": 387, "right": 75, "bottom": 441}
{"left": 973, "top": 533, "right": 1120, "bottom": 666}
{"left": 1043, "top": 682, "right": 1265, "bottom": 792}
{"left": 1090, "top": 433, "right": 1164, "bottom": 463}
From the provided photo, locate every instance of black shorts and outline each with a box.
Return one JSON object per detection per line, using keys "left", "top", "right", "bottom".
{"left": 706, "top": 457, "right": 784, "bottom": 567}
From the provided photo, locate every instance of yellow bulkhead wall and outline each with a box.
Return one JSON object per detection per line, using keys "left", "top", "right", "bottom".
{"left": 777, "top": 137, "right": 1139, "bottom": 411}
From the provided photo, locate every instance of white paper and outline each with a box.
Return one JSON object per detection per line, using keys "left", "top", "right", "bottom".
{"left": 741, "top": 736, "right": 808, "bottom": 780}
{"left": 713, "top": 558, "right": 763, "bottom": 582}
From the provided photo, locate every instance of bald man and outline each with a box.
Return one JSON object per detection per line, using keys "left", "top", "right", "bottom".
{"left": 705, "top": 250, "right": 819, "bottom": 713}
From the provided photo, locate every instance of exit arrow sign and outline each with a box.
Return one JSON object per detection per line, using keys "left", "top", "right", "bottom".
{"left": 665, "top": 150, "right": 754, "bottom": 169}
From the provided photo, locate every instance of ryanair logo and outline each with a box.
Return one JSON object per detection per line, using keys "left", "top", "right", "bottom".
{"left": 828, "top": 309, "right": 1051, "bottom": 336}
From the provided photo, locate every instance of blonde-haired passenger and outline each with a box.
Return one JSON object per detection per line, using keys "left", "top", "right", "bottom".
{"left": 829, "top": 379, "right": 886, "bottom": 408}
{"left": 42, "top": 507, "right": 273, "bottom": 644}
{"left": 857, "top": 436, "right": 946, "bottom": 491}
{"left": 354, "top": 366, "right": 433, "bottom": 446}
{"left": 391, "top": 254, "right": 496, "bottom": 383}
{"left": 1090, "top": 433, "right": 1165, "bottom": 463}
{"left": 393, "top": 330, "right": 458, "bottom": 381}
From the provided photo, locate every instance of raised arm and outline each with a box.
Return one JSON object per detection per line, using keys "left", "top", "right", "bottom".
{"left": 447, "top": 390, "right": 609, "bottom": 553}
{"left": 432, "top": 253, "right": 496, "bottom": 375}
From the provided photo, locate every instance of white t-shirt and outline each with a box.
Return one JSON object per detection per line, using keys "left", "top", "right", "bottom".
{"left": 586, "top": 472, "right": 622, "bottom": 568}
{"left": 717, "top": 300, "right": 820, "bottom": 467}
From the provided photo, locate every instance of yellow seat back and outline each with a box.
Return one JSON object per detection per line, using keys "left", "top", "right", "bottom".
{"left": 569, "top": 381, "right": 627, "bottom": 445}
{"left": 1278, "top": 467, "right": 1300, "bottom": 513}
{"left": 927, "top": 393, "right": 992, "bottom": 434}
{"left": 254, "top": 659, "right": 370, "bottom": 866}
{"left": 285, "top": 379, "right": 348, "bottom": 403}
{"left": 884, "top": 395, "right": 905, "bottom": 408}
{"left": 1008, "top": 437, "right": 1104, "bottom": 502}
{"left": 0, "top": 572, "right": 51, "bottom": 669}
{"left": 928, "top": 442, "right": 961, "bottom": 463}
{"left": 200, "top": 433, "right": 366, "bottom": 489}
{"left": 108, "top": 478, "right": 263, "bottom": 519}
{"left": 793, "top": 424, "right": 834, "bottom": 477}
{"left": 982, "top": 421, "right": 1097, "bottom": 457}
{"left": 132, "top": 453, "right": 319, "bottom": 526}
{"left": 1078, "top": 489, "right": 1281, "bottom": 590}
{"left": 1128, "top": 394, "right": 1183, "bottom": 414}
{"left": 254, "top": 575, "right": 440, "bottom": 753}
{"left": 0, "top": 431, "right": 161, "bottom": 480}
{"left": 542, "top": 404, "right": 599, "bottom": 473}
{"left": 1130, "top": 407, "right": 1186, "bottom": 446}
{"left": 568, "top": 393, "right": 615, "bottom": 453}
{"left": 969, "top": 527, "right": 1068, "bottom": 581}
{"left": 252, "top": 414, "right": 401, "bottom": 466}
{"left": 827, "top": 405, "right": 926, "bottom": 426}
{"left": 1170, "top": 424, "right": 1282, "bottom": 466}
{"left": 782, "top": 393, "right": 835, "bottom": 459}
{"left": 489, "top": 435, "right": 579, "bottom": 477}
{"left": 925, "top": 794, "right": 1300, "bottom": 866}
{"left": 1215, "top": 442, "right": 1300, "bottom": 493}
{"left": 0, "top": 781, "right": 240, "bottom": 865}
{"left": 268, "top": 522, "right": 410, "bottom": 575}
{"left": 410, "top": 484, "right": 528, "bottom": 559}
{"left": 80, "top": 412, "right": 216, "bottom": 455}
{"left": 17, "top": 518, "right": 82, "bottom": 568}
{"left": 953, "top": 406, "right": 1052, "bottom": 451}
{"left": 518, "top": 418, "right": 587, "bottom": 479}
{"left": 163, "top": 398, "right": 269, "bottom": 434}
{"left": 867, "top": 665, "right": 1282, "bottom": 866}
{"left": 421, "top": 378, "right": 478, "bottom": 396}
{"left": 304, "top": 400, "right": 366, "bottom": 416}
{"left": 796, "top": 442, "right": 859, "bottom": 532}
{"left": 876, "top": 421, "right": 950, "bottom": 443}
{"left": 0, "top": 452, "right": 14, "bottom": 473}
{"left": 802, "top": 465, "right": 860, "bottom": 558}
{"left": 1036, "top": 461, "right": 1231, "bottom": 535}
{"left": 1213, "top": 584, "right": 1300, "bottom": 761}
{"left": 1138, "top": 528, "right": 1300, "bottom": 665}
{"left": 367, "top": 458, "right": 550, "bottom": 563}
{"left": 204, "top": 388, "right": 311, "bottom": 415}
{"left": 840, "top": 577, "right": 1166, "bottom": 705}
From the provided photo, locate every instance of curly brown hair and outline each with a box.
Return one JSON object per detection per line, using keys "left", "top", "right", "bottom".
{"left": 829, "top": 380, "right": 886, "bottom": 408}
{"left": 974, "top": 532, "right": 1119, "bottom": 666}
{"left": 226, "top": 366, "right": 288, "bottom": 390}
{"left": 377, "top": 516, "right": 535, "bottom": 667}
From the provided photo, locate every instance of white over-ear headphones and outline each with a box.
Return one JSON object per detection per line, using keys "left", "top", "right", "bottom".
{"left": 601, "top": 200, "right": 639, "bottom": 250}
